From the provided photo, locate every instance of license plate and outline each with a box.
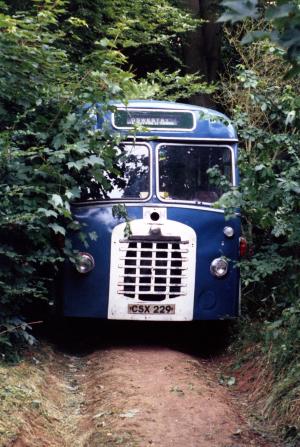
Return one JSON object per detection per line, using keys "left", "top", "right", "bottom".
{"left": 128, "top": 304, "right": 175, "bottom": 315}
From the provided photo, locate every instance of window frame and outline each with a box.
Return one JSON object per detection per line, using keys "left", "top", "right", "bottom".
{"left": 155, "top": 143, "right": 236, "bottom": 206}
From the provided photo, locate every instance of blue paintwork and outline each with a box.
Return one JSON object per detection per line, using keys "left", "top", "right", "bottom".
{"left": 63, "top": 100, "right": 240, "bottom": 320}
{"left": 63, "top": 204, "right": 240, "bottom": 319}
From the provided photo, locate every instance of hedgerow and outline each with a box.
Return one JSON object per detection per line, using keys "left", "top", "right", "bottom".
{"left": 217, "top": 19, "right": 300, "bottom": 439}
{"left": 0, "top": 0, "right": 210, "bottom": 352}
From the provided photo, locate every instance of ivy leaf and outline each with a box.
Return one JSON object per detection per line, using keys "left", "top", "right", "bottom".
{"left": 67, "top": 160, "right": 84, "bottom": 171}
{"left": 49, "top": 194, "right": 64, "bottom": 208}
{"left": 37, "top": 208, "right": 58, "bottom": 218}
{"left": 48, "top": 223, "right": 66, "bottom": 236}
{"left": 241, "top": 31, "right": 272, "bottom": 45}
{"left": 86, "top": 155, "right": 104, "bottom": 166}
{"left": 254, "top": 164, "right": 265, "bottom": 172}
{"left": 88, "top": 231, "right": 98, "bottom": 241}
{"left": 266, "top": 4, "right": 295, "bottom": 20}
{"left": 52, "top": 133, "right": 66, "bottom": 150}
{"left": 218, "top": 0, "right": 259, "bottom": 23}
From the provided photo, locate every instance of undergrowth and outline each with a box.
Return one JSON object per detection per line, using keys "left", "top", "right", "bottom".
{"left": 229, "top": 314, "right": 300, "bottom": 446}
{"left": 216, "top": 20, "right": 300, "bottom": 444}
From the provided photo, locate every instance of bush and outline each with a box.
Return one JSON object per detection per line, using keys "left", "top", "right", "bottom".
{"left": 0, "top": 0, "right": 210, "bottom": 353}
{"left": 217, "top": 22, "right": 300, "bottom": 437}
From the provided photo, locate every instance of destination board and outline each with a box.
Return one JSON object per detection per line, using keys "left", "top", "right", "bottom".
{"left": 113, "top": 109, "right": 195, "bottom": 130}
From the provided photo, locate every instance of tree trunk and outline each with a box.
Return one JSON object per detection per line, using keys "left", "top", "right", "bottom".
{"left": 180, "top": 0, "right": 222, "bottom": 107}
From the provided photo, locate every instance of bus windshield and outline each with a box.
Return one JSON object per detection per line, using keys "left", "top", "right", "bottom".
{"left": 158, "top": 144, "right": 233, "bottom": 203}
{"left": 111, "top": 144, "right": 150, "bottom": 199}
{"left": 80, "top": 144, "right": 150, "bottom": 201}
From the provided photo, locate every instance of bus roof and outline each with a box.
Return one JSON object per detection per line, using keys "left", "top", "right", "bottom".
{"left": 98, "top": 100, "right": 237, "bottom": 142}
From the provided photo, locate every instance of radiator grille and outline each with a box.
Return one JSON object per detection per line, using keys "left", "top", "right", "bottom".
{"left": 117, "top": 239, "right": 188, "bottom": 301}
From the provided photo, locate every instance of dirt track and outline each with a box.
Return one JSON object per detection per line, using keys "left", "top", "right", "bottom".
{"left": 6, "top": 322, "right": 279, "bottom": 447}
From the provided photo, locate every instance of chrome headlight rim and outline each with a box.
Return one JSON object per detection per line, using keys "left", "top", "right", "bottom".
{"left": 210, "top": 257, "right": 229, "bottom": 278}
{"left": 75, "top": 252, "right": 95, "bottom": 274}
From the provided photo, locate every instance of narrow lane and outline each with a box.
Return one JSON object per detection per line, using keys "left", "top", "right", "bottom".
{"left": 75, "top": 345, "right": 275, "bottom": 447}
{"left": 8, "top": 322, "right": 279, "bottom": 447}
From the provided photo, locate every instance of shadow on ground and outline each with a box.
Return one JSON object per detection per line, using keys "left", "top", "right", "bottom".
{"left": 38, "top": 317, "right": 235, "bottom": 359}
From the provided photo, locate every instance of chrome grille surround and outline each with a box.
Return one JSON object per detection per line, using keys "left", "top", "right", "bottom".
{"left": 118, "top": 239, "right": 188, "bottom": 301}
{"left": 108, "top": 213, "right": 196, "bottom": 321}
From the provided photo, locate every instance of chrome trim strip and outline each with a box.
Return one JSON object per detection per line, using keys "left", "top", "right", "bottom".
{"left": 155, "top": 143, "right": 236, "bottom": 206}
{"left": 72, "top": 201, "right": 232, "bottom": 214}
{"left": 125, "top": 141, "right": 153, "bottom": 202}
{"left": 112, "top": 107, "right": 196, "bottom": 132}
{"left": 126, "top": 136, "right": 238, "bottom": 143}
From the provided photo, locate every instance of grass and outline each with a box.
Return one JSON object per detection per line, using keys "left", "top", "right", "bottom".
{"left": 226, "top": 319, "right": 300, "bottom": 446}
{"left": 0, "top": 347, "right": 76, "bottom": 446}
{"left": 0, "top": 358, "right": 40, "bottom": 442}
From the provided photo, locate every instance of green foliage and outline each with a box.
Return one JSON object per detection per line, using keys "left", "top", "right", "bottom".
{"left": 0, "top": 0, "right": 203, "bottom": 354}
{"left": 0, "top": 1, "right": 128, "bottom": 353}
{"left": 112, "top": 204, "right": 132, "bottom": 238}
{"left": 218, "top": 63, "right": 300, "bottom": 312}
{"left": 218, "top": 27, "right": 300, "bottom": 435}
{"left": 218, "top": 0, "right": 259, "bottom": 23}
{"left": 127, "top": 70, "right": 215, "bottom": 101}
{"left": 50, "top": 0, "right": 201, "bottom": 73}
{"left": 261, "top": 299, "right": 300, "bottom": 444}
{"left": 219, "top": 0, "right": 300, "bottom": 76}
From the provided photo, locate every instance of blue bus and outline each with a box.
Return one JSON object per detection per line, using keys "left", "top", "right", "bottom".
{"left": 62, "top": 100, "right": 245, "bottom": 321}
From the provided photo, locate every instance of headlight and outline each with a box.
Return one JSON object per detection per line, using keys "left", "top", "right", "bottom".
{"left": 210, "top": 257, "right": 228, "bottom": 278}
{"left": 76, "top": 252, "right": 95, "bottom": 274}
